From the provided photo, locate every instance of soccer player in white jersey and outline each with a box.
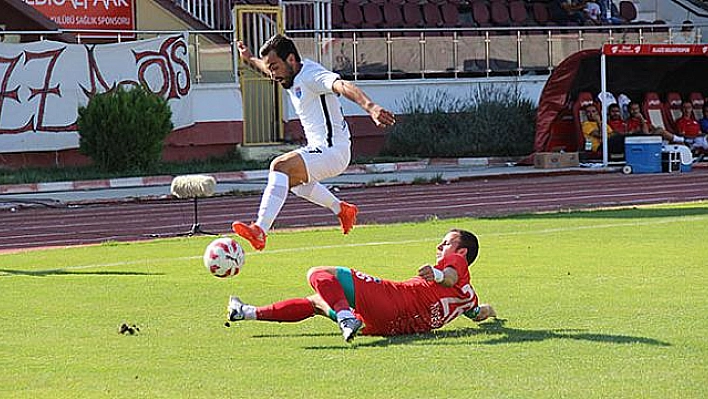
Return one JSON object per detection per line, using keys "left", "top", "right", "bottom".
{"left": 232, "top": 34, "right": 396, "bottom": 251}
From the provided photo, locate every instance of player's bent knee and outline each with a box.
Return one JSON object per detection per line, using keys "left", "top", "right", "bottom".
{"left": 271, "top": 155, "right": 308, "bottom": 186}
{"left": 270, "top": 157, "right": 288, "bottom": 173}
{"left": 306, "top": 267, "right": 337, "bottom": 285}
{"left": 305, "top": 267, "right": 319, "bottom": 283}
{"left": 306, "top": 267, "right": 326, "bottom": 284}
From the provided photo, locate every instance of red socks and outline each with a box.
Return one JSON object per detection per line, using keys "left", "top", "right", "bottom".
{"left": 252, "top": 270, "right": 349, "bottom": 322}
{"left": 256, "top": 298, "right": 315, "bottom": 322}
{"left": 308, "top": 269, "right": 350, "bottom": 312}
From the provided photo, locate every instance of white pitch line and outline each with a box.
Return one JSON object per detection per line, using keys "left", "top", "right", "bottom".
{"left": 3, "top": 213, "right": 706, "bottom": 275}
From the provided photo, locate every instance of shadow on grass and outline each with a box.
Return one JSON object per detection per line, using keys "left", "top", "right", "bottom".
{"left": 488, "top": 206, "right": 708, "bottom": 221}
{"left": 300, "top": 319, "right": 671, "bottom": 350}
{"left": 0, "top": 269, "right": 163, "bottom": 277}
{"left": 251, "top": 332, "right": 339, "bottom": 339}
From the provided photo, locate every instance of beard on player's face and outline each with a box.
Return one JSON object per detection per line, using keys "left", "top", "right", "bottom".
{"left": 265, "top": 52, "right": 296, "bottom": 89}
{"left": 276, "top": 64, "right": 295, "bottom": 89}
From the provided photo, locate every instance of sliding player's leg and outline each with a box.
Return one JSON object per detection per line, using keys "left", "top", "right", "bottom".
{"left": 307, "top": 266, "right": 361, "bottom": 342}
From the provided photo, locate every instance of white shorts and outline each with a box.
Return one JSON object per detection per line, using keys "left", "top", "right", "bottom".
{"left": 295, "top": 144, "right": 351, "bottom": 183}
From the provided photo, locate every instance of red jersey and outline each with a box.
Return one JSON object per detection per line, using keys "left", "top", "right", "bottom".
{"left": 608, "top": 119, "right": 626, "bottom": 133}
{"left": 675, "top": 117, "right": 701, "bottom": 138}
{"left": 626, "top": 118, "right": 643, "bottom": 133}
{"left": 608, "top": 118, "right": 642, "bottom": 134}
{"left": 351, "top": 253, "right": 478, "bottom": 336}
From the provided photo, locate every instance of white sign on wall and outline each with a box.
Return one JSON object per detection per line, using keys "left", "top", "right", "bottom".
{"left": 0, "top": 35, "right": 193, "bottom": 153}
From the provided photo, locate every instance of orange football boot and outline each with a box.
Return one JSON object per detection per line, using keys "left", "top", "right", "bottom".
{"left": 337, "top": 202, "right": 359, "bottom": 235}
{"left": 231, "top": 221, "right": 267, "bottom": 251}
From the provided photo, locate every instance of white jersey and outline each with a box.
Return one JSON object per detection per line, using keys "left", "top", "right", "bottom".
{"left": 286, "top": 59, "right": 351, "bottom": 149}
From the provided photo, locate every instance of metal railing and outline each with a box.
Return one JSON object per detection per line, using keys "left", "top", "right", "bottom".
{"left": 171, "top": 0, "right": 235, "bottom": 31}
{"left": 1, "top": 23, "right": 704, "bottom": 84}
{"left": 299, "top": 24, "right": 705, "bottom": 80}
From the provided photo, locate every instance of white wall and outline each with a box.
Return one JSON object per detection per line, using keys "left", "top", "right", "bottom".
{"left": 191, "top": 82, "right": 243, "bottom": 122}
{"left": 192, "top": 76, "right": 549, "bottom": 124}
{"left": 229, "top": 76, "right": 547, "bottom": 123}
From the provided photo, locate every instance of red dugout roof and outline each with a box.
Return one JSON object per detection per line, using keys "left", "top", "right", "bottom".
{"left": 533, "top": 44, "right": 708, "bottom": 159}
{"left": 603, "top": 43, "right": 708, "bottom": 56}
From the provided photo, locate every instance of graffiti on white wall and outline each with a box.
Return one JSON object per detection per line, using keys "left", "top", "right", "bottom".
{"left": 0, "top": 35, "right": 192, "bottom": 153}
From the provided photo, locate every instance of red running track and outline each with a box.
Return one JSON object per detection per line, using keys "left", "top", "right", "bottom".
{"left": 1, "top": 168, "right": 707, "bottom": 252}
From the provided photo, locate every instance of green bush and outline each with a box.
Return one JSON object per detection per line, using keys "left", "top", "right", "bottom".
{"left": 382, "top": 85, "right": 536, "bottom": 158}
{"left": 77, "top": 85, "right": 173, "bottom": 173}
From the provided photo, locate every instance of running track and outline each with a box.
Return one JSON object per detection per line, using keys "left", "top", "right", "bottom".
{"left": 1, "top": 168, "right": 707, "bottom": 252}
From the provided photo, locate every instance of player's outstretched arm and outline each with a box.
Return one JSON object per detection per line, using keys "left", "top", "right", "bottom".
{"left": 332, "top": 80, "right": 396, "bottom": 127}
{"left": 418, "top": 264, "right": 458, "bottom": 287}
{"left": 470, "top": 304, "right": 496, "bottom": 322}
{"left": 237, "top": 41, "right": 269, "bottom": 76}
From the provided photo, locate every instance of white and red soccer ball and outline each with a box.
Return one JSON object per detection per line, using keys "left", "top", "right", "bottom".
{"left": 203, "top": 237, "right": 245, "bottom": 278}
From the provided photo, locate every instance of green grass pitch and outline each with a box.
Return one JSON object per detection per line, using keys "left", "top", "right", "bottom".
{"left": 1, "top": 202, "right": 707, "bottom": 398}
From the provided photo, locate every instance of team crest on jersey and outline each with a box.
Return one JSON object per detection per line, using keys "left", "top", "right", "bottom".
{"left": 294, "top": 87, "right": 302, "bottom": 99}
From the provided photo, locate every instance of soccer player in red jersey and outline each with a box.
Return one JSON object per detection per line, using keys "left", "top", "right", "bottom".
{"left": 226, "top": 229, "right": 495, "bottom": 342}
{"left": 675, "top": 101, "right": 701, "bottom": 139}
{"left": 609, "top": 102, "right": 679, "bottom": 143}
{"left": 674, "top": 101, "right": 708, "bottom": 152}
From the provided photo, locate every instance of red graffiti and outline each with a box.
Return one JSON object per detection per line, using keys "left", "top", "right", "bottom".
{"left": 0, "top": 36, "right": 191, "bottom": 136}
{"left": 79, "top": 44, "right": 118, "bottom": 99}
{"left": 25, "top": 48, "right": 75, "bottom": 133}
{"left": 133, "top": 35, "right": 191, "bottom": 99}
{"left": 0, "top": 54, "right": 34, "bottom": 134}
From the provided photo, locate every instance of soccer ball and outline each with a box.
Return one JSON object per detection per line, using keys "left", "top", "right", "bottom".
{"left": 203, "top": 237, "right": 245, "bottom": 278}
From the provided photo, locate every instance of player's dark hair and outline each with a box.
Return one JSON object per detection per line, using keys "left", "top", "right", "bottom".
{"left": 450, "top": 229, "right": 479, "bottom": 265}
{"left": 259, "top": 34, "right": 301, "bottom": 63}
{"left": 608, "top": 103, "right": 620, "bottom": 111}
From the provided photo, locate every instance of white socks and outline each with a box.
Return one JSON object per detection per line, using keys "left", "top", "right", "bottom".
{"left": 336, "top": 309, "right": 355, "bottom": 322}
{"left": 255, "top": 171, "right": 289, "bottom": 233}
{"left": 242, "top": 305, "right": 257, "bottom": 320}
{"left": 290, "top": 181, "right": 342, "bottom": 215}
{"left": 255, "top": 173, "right": 343, "bottom": 234}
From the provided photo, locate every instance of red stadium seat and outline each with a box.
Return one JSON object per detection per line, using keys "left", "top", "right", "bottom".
{"left": 342, "top": 1, "right": 364, "bottom": 28}
{"left": 402, "top": 3, "right": 425, "bottom": 28}
{"left": 509, "top": 0, "right": 533, "bottom": 26}
{"left": 472, "top": 0, "right": 492, "bottom": 27}
{"left": 490, "top": 0, "right": 511, "bottom": 26}
{"left": 643, "top": 92, "right": 672, "bottom": 133}
{"left": 382, "top": 2, "right": 405, "bottom": 29}
{"left": 619, "top": 1, "right": 637, "bottom": 23}
{"left": 422, "top": 2, "right": 443, "bottom": 28}
{"left": 361, "top": 2, "right": 384, "bottom": 36}
{"left": 332, "top": 2, "right": 344, "bottom": 27}
{"left": 531, "top": 1, "right": 554, "bottom": 26}
{"left": 547, "top": 108, "right": 580, "bottom": 152}
{"left": 665, "top": 92, "right": 683, "bottom": 129}
{"left": 401, "top": 2, "right": 425, "bottom": 36}
{"left": 440, "top": 3, "right": 460, "bottom": 27}
{"left": 689, "top": 92, "right": 705, "bottom": 120}
{"left": 573, "top": 92, "right": 597, "bottom": 139}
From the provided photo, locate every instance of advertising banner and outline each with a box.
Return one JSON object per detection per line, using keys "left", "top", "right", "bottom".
{"left": 25, "top": 0, "right": 135, "bottom": 37}
{"left": 603, "top": 44, "right": 708, "bottom": 56}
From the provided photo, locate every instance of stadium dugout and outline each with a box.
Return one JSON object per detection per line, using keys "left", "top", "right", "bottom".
{"left": 533, "top": 44, "right": 708, "bottom": 166}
